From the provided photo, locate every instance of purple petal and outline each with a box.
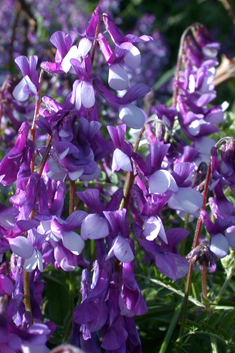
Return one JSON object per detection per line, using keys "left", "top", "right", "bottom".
{"left": 225, "top": 226, "right": 235, "bottom": 249}
{"left": 119, "top": 104, "right": 146, "bottom": 129}
{"left": 62, "top": 231, "right": 85, "bottom": 255}
{"left": 106, "top": 236, "right": 134, "bottom": 263}
{"left": 149, "top": 169, "right": 178, "bottom": 194}
{"left": 168, "top": 187, "right": 203, "bottom": 214}
{"left": 210, "top": 233, "right": 229, "bottom": 258}
{"left": 81, "top": 214, "right": 109, "bottom": 240}
{"left": 155, "top": 252, "right": 189, "bottom": 280}
{"left": 0, "top": 274, "right": 13, "bottom": 295}
{"left": 108, "top": 63, "right": 129, "bottom": 91}
{"left": 9, "top": 236, "right": 34, "bottom": 259}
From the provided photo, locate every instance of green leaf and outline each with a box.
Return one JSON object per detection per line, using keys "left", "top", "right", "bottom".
{"left": 153, "top": 67, "right": 175, "bottom": 91}
{"left": 219, "top": 311, "right": 235, "bottom": 331}
{"left": 44, "top": 281, "right": 70, "bottom": 326}
{"left": 194, "top": 311, "right": 208, "bottom": 324}
{"left": 191, "top": 282, "right": 200, "bottom": 302}
{"left": 218, "top": 327, "right": 231, "bottom": 340}
{"left": 201, "top": 322, "right": 217, "bottom": 334}
{"left": 207, "top": 311, "right": 224, "bottom": 327}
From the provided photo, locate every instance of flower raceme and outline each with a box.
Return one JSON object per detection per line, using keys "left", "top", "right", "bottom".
{"left": 1, "top": 7, "right": 235, "bottom": 353}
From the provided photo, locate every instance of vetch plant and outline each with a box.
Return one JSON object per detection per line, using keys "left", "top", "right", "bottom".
{"left": 1, "top": 5, "right": 235, "bottom": 353}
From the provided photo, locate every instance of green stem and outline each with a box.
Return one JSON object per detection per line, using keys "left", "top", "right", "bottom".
{"left": 176, "top": 158, "right": 212, "bottom": 352}
{"left": 23, "top": 271, "right": 33, "bottom": 324}
{"left": 212, "top": 267, "right": 234, "bottom": 309}
{"left": 172, "top": 23, "right": 201, "bottom": 109}
{"left": 159, "top": 299, "right": 183, "bottom": 353}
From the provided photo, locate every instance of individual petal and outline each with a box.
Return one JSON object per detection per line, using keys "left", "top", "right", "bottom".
{"left": 225, "top": 226, "right": 235, "bottom": 249}
{"left": 168, "top": 187, "right": 203, "bottom": 214}
{"left": 81, "top": 81, "right": 96, "bottom": 108}
{"left": 68, "top": 168, "right": 84, "bottom": 181}
{"left": 143, "top": 216, "right": 168, "bottom": 243}
{"left": 210, "top": 233, "right": 229, "bottom": 258}
{"left": 78, "top": 38, "right": 93, "bottom": 57}
{"left": 0, "top": 274, "right": 14, "bottom": 295}
{"left": 108, "top": 63, "right": 129, "bottom": 90}
{"left": 24, "top": 75, "right": 38, "bottom": 95}
{"left": 9, "top": 236, "right": 34, "bottom": 259}
{"left": 106, "top": 236, "right": 134, "bottom": 263}
{"left": 119, "top": 104, "right": 146, "bottom": 129}
{"left": 47, "top": 157, "right": 67, "bottom": 181}
{"left": 149, "top": 169, "right": 178, "bottom": 194}
{"left": 121, "top": 43, "right": 141, "bottom": 69}
{"left": 73, "top": 80, "right": 82, "bottom": 111}
{"left": 12, "top": 78, "right": 29, "bottom": 101}
{"left": 24, "top": 249, "right": 43, "bottom": 272}
{"left": 62, "top": 231, "right": 85, "bottom": 255}
{"left": 155, "top": 252, "right": 189, "bottom": 280}
{"left": 61, "top": 45, "right": 80, "bottom": 72}
{"left": 112, "top": 148, "right": 132, "bottom": 172}
{"left": 81, "top": 214, "right": 109, "bottom": 240}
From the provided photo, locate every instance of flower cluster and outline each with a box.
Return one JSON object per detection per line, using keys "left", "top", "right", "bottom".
{"left": 0, "top": 6, "right": 235, "bottom": 353}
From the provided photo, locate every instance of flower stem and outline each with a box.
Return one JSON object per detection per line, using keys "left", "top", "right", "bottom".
{"left": 23, "top": 271, "right": 33, "bottom": 324}
{"left": 172, "top": 23, "right": 201, "bottom": 108}
{"left": 30, "top": 69, "right": 44, "bottom": 173}
{"left": 119, "top": 125, "right": 146, "bottom": 211}
{"left": 176, "top": 158, "right": 212, "bottom": 351}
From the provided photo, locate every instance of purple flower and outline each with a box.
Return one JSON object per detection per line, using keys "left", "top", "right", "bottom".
{"left": 73, "top": 261, "right": 110, "bottom": 332}
{"left": 94, "top": 79, "right": 150, "bottom": 129}
{"left": 133, "top": 223, "right": 189, "bottom": 280}
{"left": 0, "top": 122, "right": 29, "bottom": 186}
{"left": 107, "top": 124, "right": 133, "bottom": 172}
{"left": 119, "top": 261, "right": 148, "bottom": 316}
{"left": 13, "top": 56, "right": 39, "bottom": 101}
{"left": 40, "top": 31, "right": 77, "bottom": 74}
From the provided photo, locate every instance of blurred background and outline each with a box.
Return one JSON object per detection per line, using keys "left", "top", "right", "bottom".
{"left": 1, "top": 0, "right": 235, "bottom": 104}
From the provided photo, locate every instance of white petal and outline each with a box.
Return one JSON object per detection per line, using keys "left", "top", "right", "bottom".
{"left": 81, "top": 214, "right": 109, "bottom": 240}
{"left": 123, "top": 44, "right": 141, "bottom": 69}
{"left": 168, "top": 187, "right": 203, "bottom": 214}
{"left": 187, "top": 119, "right": 207, "bottom": 136}
{"left": 61, "top": 45, "right": 79, "bottom": 72}
{"left": 68, "top": 168, "right": 84, "bottom": 180}
{"left": 143, "top": 216, "right": 161, "bottom": 241}
{"left": 24, "top": 250, "right": 43, "bottom": 272}
{"left": 62, "top": 231, "right": 84, "bottom": 255}
{"left": 210, "top": 233, "right": 229, "bottom": 258}
{"left": 112, "top": 149, "right": 132, "bottom": 172}
{"left": 149, "top": 169, "right": 178, "bottom": 194}
{"left": 188, "top": 74, "right": 195, "bottom": 93}
{"left": 9, "top": 236, "right": 34, "bottom": 259}
{"left": 59, "top": 147, "right": 70, "bottom": 160}
{"left": 106, "top": 236, "right": 134, "bottom": 263}
{"left": 108, "top": 63, "right": 129, "bottom": 91}
{"left": 81, "top": 81, "right": 95, "bottom": 108}
{"left": 12, "top": 78, "right": 29, "bottom": 101}
{"left": 78, "top": 38, "right": 92, "bottom": 58}
{"left": 75, "top": 82, "right": 82, "bottom": 111}
{"left": 119, "top": 104, "right": 145, "bottom": 129}
{"left": 225, "top": 226, "right": 235, "bottom": 249}
{"left": 24, "top": 75, "right": 37, "bottom": 95}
